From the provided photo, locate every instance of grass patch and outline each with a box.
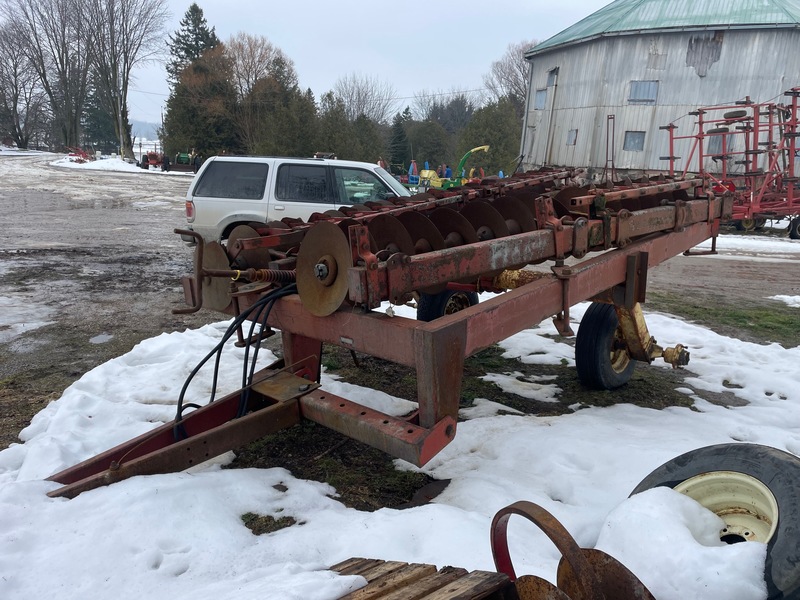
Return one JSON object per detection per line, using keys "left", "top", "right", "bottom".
{"left": 227, "top": 420, "right": 433, "bottom": 512}
{"left": 646, "top": 291, "right": 799, "bottom": 347}
{"left": 241, "top": 512, "right": 297, "bottom": 535}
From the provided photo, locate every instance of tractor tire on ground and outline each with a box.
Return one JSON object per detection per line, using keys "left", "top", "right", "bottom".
{"left": 416, "top": 290, "right": 479, "bottom": 321}
{"left": 575, "top": 302, "right": 635, "bottom": 390}
{"left": 735, "top": 218, "right": 756, "bottom": 231}
{"left": 630, "top": 443, "right": 800, "bottom": 600}
{"left": 789, "top": 217, "right": 800, "bottom": 240}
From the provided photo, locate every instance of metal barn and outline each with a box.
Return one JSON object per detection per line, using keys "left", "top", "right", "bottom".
{"left": 520, "top": 0, "right": 800, "bottom": 176}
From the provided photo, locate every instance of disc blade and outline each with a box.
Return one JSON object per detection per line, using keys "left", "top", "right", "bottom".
{"left": 227, "top": 225, "right": 271, "bottom": 269}
{"left": 296, "top": 221, "right": 351, "bottom": 317}
{"left": 202, "top": 241, "right": 233, "bottom": 312}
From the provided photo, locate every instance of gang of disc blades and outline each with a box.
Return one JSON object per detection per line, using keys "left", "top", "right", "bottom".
{"left": 490, "top": 197, "right": 538, "bottom": 234}
{"left": 460, "top": 201, "right": 510, "bottom": 241}
{"left": 227, "top": 224, "right": 271, "bottom": 269}
{"left": 429, "top": 207, "right": 479, "bottom": 248}
{"left": 396, "top": 210, "right": 447, "bottom": 294}
{"left": 202, "top": 241, "right": 234, "bottom": 312}
{"left": 367, "top": 213, "right": 416, "bottom": 257}
{"left": 296, "top": 221, "right": 352, "bottom": 316}
{"left": 397, "top": 210, "right": 446, "bottom": 254}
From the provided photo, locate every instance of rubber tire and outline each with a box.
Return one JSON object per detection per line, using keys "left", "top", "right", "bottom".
{"left": 630, "top": 443, "right": 800, "bottom": 600}
{"left": 735, "top": 218, "right": 756, "bottom": 231}
{"left": 575, "top": 302, "right": 635, "bottom": 390}
{"left": 754, "top": 218, "right": 767, "bottom": 231}
{"left": 416, "top": 290, "right": 479, "bottom": 321}
{"left": 789, "top": 217, "right": 800, "bottom": 240}
{"left": 707, "top": 127, "right": 729, "bottom": 134}
{"left": 724, "top": 109, "right": 748, "bottom": 120}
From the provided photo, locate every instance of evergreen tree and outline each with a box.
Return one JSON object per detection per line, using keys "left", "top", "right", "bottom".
{"left": 456, "top": 98, "right": 521, "bottom": 176}
{"left": 351, "top": 114, "right": 385, "bottom": 163}
{"left": 82, "top": 84, "right": 119, "bottom": 154}
{"left": 429, "top": 94, "right": 475, "bottom": 136}
{"left": 162, "top": 45, "right": 240, "bottom": 157}
{"left": 247, "top": 78, "right": 317, "bottom": 157}
{"left": 388, "top": 110, "right": 411, "bottom": 169}
{"left": 407, "top": 120, "right": 451, "bottom": 170}
{"left": 316, "top": 92, "right": 353, "bottom": 158}
{"left": 166, "top": 3, "right": 221, "bottom": 85}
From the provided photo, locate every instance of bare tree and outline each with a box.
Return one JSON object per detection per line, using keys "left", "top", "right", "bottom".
{"left": 332, "top": 73, "right": 398, "bottom": 124}
{"left": 483, "top": 39, "right": 538, "bottom": 116}
{"left": 224, "top": 33, "right": 299, "bottom": 153}
{"left": 412, "top": 87, "right": 484, "bottom": 122}
{"left": 0, "top": 22, "right": 47, "bottom": 148}
{"left": 226, "top": 32, "right": 295, "bottom": 99}
{"left": 86, "top": 0, "right": 169, "bottom": 158}
{"left": 2, "top": 0, "right": 92, "bottom": 148}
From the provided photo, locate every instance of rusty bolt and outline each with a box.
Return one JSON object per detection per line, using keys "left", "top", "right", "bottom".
{"left": 314, "top": 263, "right": 329, "bottom": 280}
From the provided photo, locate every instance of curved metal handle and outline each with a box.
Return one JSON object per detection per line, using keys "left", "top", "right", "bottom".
{"left": 490, "top": 501, "right": 603, "bottom": 600}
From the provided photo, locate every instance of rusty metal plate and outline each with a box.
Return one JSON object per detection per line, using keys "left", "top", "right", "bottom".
{"left": 558, "top": 548, "right": 656, "bottom": 600}
{"left": 296, "top": 221, "right": 351, "bottom": 316}
{"left": 251, "top": 370, "right": 320, "bottom": 402}
{"left": 202, "top": 241, "right": 233, "bottom": 312}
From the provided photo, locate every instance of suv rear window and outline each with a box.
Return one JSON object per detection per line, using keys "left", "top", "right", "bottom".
{"left": 194, "top": 161, "right": 269, "bottom": 199}
{"left": 276, "top": 164, "right": 329, "bottom": 203}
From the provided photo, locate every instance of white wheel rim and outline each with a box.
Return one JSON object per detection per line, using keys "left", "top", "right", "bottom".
{"left": 675, "top": 470, "right": 779, "bottom": 543}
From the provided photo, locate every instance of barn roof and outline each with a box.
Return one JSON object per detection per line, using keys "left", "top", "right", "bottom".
{"left": 527, "top": 0, "right": 800, "bottom": 56}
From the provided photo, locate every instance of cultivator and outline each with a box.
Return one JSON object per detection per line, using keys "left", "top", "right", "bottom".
{"left": 663, "top": 85, "right": 800, "bottom": 236}
{"left": 47, "top": 169, "right": 732, "bottom": 499}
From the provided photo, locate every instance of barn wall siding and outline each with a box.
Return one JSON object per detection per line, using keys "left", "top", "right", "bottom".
{"left": 522, "top": 29, "right": 800, "bottom": 173}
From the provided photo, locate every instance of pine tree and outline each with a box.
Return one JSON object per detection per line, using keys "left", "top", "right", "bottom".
{"left": 388, "top": 110, "right": 411, "bottom": 170}
{"left": 162, "top": 46, "right": 240, "bottom": 157}
{"left": 166, "top": 3, "right": 221, "bottom": 85}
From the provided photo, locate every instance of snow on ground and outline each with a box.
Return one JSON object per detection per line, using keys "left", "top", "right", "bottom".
{"left": 50, "top": 154, "right": 193, "bottom": 176}
{"left": 0, "top": 293, "right": 798, "bottom": 599}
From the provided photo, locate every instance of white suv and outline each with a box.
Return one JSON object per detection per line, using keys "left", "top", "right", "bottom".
{"left": 180, "top": 155, "right": 411, "bottom": 243}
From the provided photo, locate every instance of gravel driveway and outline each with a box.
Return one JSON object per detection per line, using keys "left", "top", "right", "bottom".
{"left": 0, "top": 154, "right": 217, "bottom": 448}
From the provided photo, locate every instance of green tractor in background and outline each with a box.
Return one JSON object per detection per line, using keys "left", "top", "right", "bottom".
{"left": 419, "top": 145, "right": 489, "bottom": 190}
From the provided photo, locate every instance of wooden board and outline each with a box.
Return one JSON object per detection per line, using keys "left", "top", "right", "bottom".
{"left": 331, "top": 558, "right": 513, "bottom": 600}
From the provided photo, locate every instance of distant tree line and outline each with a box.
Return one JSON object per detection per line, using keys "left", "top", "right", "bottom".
{"left": 0, "top": 0, "right": 168, "bottom": 157}
{"left": 0, "top": 0, "right": 534, "bottom": 175}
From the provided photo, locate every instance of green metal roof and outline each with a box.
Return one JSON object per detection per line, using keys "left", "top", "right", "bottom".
{"left": 528, "top": 0, "right": 800, "bottom": 55}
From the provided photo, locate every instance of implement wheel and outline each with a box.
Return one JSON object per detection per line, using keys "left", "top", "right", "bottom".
{"left": 417, "top": 290, "right": 479, "bottom": 321}
{"left": 735, "top": 218, "right": 756, "bottom": 231}
{"left": 790, "top": 217, "right": 800, "bottom": 240}
{"left": 575, "top": 302, "right": 635, "bottom": 390}
{"left": 631, "top": 443, "right": 800, "bottom": 600}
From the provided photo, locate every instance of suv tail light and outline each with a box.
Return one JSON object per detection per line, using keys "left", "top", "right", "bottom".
{"left": 185, "top": 200, "right": 195, "bottom": 221}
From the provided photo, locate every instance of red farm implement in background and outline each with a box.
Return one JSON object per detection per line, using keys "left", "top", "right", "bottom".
{"left": 662, "top": 86, "right": 800, "bottom": 238}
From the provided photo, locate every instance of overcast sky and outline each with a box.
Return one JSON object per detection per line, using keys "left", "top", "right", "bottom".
{"left": 127, "top": 0, "right": 612, "bottom": 124}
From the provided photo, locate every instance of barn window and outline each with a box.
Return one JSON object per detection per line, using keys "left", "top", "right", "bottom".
{"left": 628, "top": 80, "right": 659, "bottom": 104}
{"left": 547, "top": 68, "right": 559, "bottom": 87}
{"left": 566, "top": 129, "right": 578, "bottom": 146}
{"left": 623, "top": 131, "right": 646, "bottom": 151}
{"left": 534, "top": 89, "right": 547, "bottom": 110}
